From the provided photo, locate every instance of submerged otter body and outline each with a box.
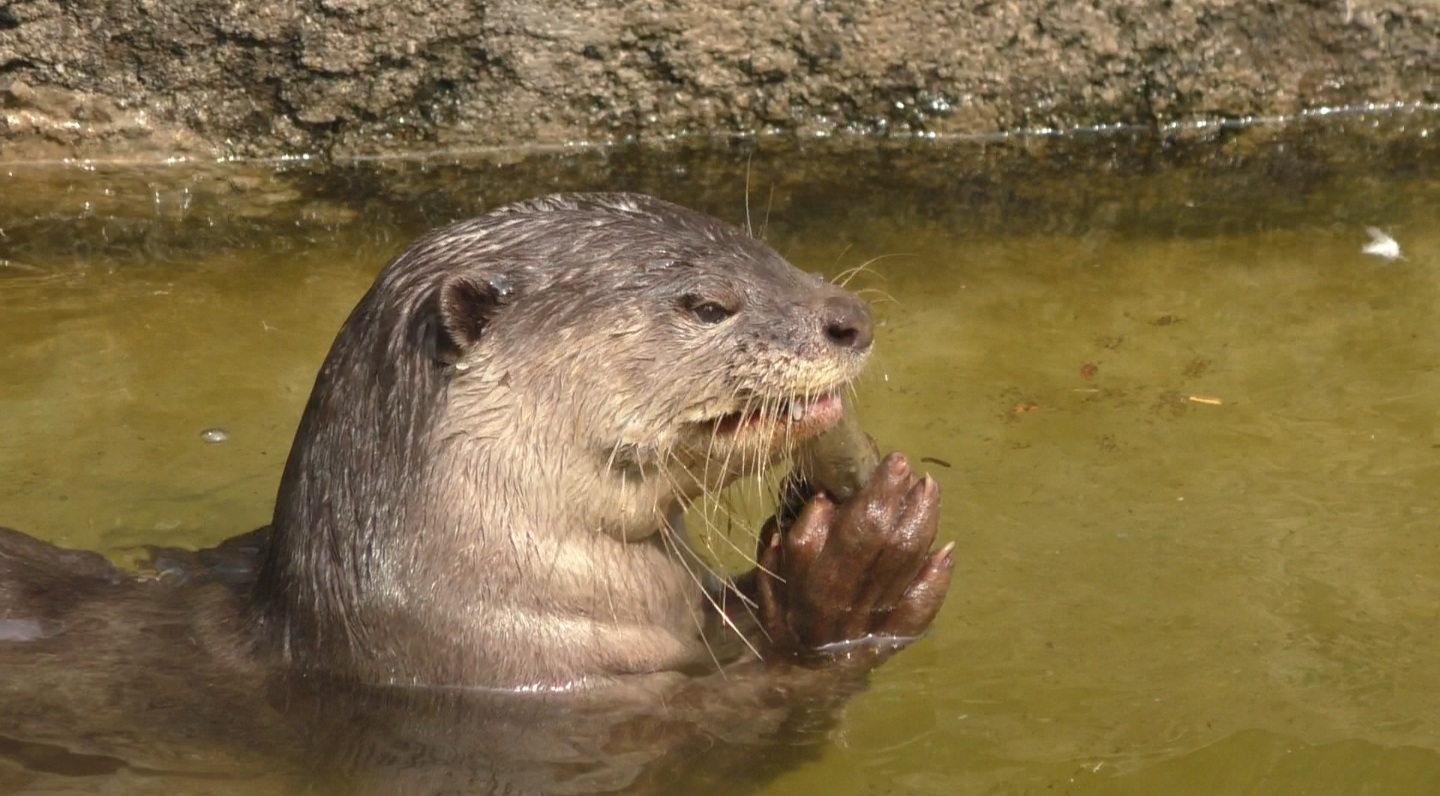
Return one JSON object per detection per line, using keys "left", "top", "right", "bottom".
{"left": 0, "top": 192, "right": 952, "bottom": 792}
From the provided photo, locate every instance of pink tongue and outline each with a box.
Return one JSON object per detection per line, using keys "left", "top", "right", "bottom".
{"left": 804, "top": 393, "right": 843, "bottom": 421}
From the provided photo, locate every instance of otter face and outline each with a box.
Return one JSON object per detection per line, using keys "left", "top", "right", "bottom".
{"left": 413, "top": 192, "right": 872, "bottom": 508}
{"left": 631, "top": 258, "right": 873, "bottom": 485}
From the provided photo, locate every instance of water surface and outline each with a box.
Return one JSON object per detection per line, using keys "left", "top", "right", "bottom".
{"left": 1, "top": 119, "right": 1438, "bottom": 793}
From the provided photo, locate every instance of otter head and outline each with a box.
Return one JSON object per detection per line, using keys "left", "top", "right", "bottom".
{"left": 254, "top": 193, "right": 872, "bottom": 683}
{"left": 420, "top": 194, "right": 873, "bottom": 537}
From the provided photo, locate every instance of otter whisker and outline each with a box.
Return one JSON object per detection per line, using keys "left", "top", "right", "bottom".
{"left": 833, "top": 252, "right": 910, "bottom": 289}
{"left": 699, "top": 484, "right": 766, "bottom": 578}
{"left": 654, "top": 460, "right": 764, "bottom": 665}
{"left": 743, "top": 152, "right": 755, "bottom": 239}
{"left": 705, "top": 389, "right": 762, "bottom": 554}
{"left": 759, "top": 183, "right": 775, "bottom": 242}
{"left": 667, "top": 440, "right": 768, "bottom": 598}
{"left": 852, "top": 286, "right": 898, "bottom": 306}
{"left": 655, "top": 484, "right": 736, "bottom": 673}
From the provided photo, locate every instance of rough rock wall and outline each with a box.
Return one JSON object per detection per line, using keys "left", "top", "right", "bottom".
{"left": 0, "top": 0, "right": 1435, "bottom": 160}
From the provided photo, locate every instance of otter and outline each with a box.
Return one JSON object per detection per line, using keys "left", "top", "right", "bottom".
{"left": 247, "top": 191, "right": 951, "bottom": 689}
{"left": 0, "top": 192, "right": 952, "bottom": 791}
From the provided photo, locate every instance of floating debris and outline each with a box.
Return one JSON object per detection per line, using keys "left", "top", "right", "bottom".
{"left": 1009, "top": 401, "right": 1041, "bottom": 417}
{"left": 1186, "top": 395, "right": 1223, "bottom": 406}
{"left": 1361, "top": 227, "right": 1403, "bottom": 261}
{"left": 200, "top": 428, "right": 229, "bottom": 444}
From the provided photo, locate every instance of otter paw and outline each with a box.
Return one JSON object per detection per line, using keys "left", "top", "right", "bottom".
{"left": 755, "top": 452, "right": 954, "bottom": 661}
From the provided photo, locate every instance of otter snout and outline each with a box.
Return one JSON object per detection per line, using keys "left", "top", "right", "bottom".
{"left": 821, "top": 294, "right": 873, "bottom": 352}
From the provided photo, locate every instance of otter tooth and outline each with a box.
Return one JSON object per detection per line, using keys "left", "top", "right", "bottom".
{"left": 789, "top": 401, "right": 804, "bottom": 423}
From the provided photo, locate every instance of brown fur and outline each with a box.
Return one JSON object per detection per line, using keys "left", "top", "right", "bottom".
{"left": 0, "top": 193, "right": 953, "bottom": 792}
{"left": 250, "top": 193, "right": 874, "bottom": 689}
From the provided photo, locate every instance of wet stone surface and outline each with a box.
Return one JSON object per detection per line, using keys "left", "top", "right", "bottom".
{"left": 0, "top": 0, "right": 1435, "bottom": 160}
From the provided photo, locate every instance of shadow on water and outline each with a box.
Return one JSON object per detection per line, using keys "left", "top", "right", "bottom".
{"left": 1, "top": 112, "right": 1439, "bottom": 794}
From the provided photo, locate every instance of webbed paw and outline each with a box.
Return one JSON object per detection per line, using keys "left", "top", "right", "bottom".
{"left": 755, "top": 453, "right": 954, "bottom": 661}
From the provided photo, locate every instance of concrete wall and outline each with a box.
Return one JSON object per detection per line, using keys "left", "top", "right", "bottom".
{"left": 0, "top": 0, "right": 1435, "bottom": 161}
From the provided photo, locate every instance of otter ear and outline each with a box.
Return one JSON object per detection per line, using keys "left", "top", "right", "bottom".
{"left": 417, "top": 274, "right": 518, "bottom": 365}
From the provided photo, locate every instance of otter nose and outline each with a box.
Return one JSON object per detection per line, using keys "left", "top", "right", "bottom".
{"left": 822, "top": 295, "right": 873, "bottom": 351}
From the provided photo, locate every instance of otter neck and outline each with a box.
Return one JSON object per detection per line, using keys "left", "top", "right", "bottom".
{"left": 394, "top": 395, "right": 713, "bottom": 687}
{"left": 255, "top": 366, "right": 717, "bottom": 688}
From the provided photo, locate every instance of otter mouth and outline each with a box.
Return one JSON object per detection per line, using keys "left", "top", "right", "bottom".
{"left": 705, "top": 392, "right": 846, "bottom": 442}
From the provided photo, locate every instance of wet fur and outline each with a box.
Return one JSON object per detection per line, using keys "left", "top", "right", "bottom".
{"left": 0, "top": 193, "right": 955, "bottom": 793}
{"left": 251, "top": 193, "right": 872, "bottom": 688}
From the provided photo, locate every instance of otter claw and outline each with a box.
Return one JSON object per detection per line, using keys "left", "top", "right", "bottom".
{"left": 755, "top": 452, "right": 953, "bottom": 661}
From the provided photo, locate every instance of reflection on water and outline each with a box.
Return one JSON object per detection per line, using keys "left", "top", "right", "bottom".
{"left": 1, "top": 117, "right": 1438, "bottom": 793}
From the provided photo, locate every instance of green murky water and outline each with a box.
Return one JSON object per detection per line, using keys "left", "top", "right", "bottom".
{"left": 2, "top": 119, "right": 1438, "bottom": 793}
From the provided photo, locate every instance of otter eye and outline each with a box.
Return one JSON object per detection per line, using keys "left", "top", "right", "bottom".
{"left": 688, "top": 300, "right": 734, "bottom": 325}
